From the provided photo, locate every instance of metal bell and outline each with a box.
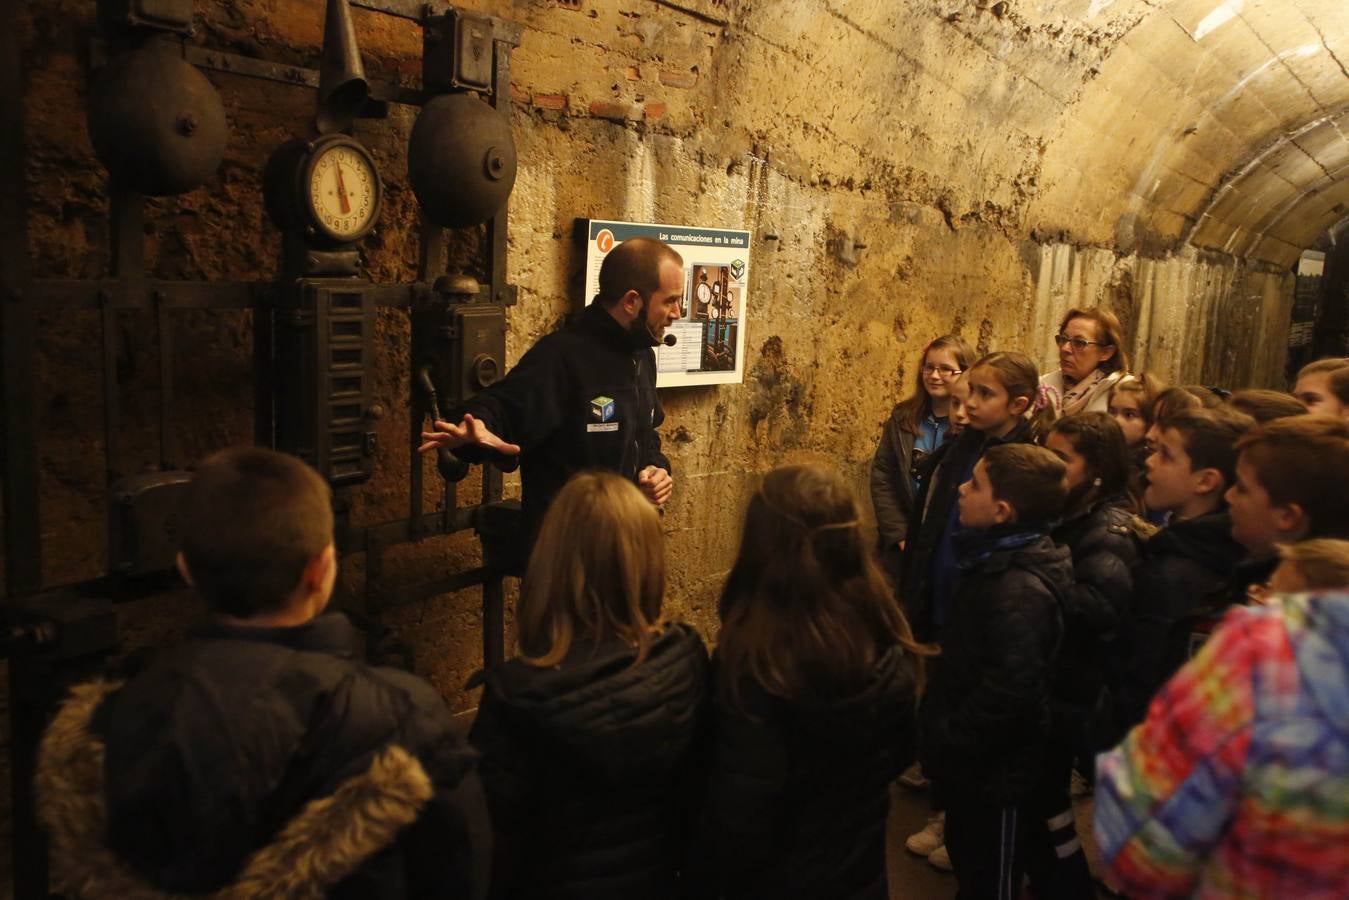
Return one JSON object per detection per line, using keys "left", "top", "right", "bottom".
{"left": 408, "top": 92, "right": 517, "bottom": 229}
{"left": 86, "top": 40, "right": 228, "bottom": 196}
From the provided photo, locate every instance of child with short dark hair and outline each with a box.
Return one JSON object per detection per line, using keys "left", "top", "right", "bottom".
{"left": 702, "top": 463, "right": 931, "bottom": 899}
{"left": 920, "top": 443, "right": 1073, "bottom": 899}
{"left": 36, "top": 448, "right": 491, "bottom": 899}
{"left": 469, "top": 471, "right": 708, "bottom": 900}
{"left": 1228, "top": 414, "right": 1349, "bottom": 557}
{"left": 1118, "top": 409, "right": 1252, "bottom": 729}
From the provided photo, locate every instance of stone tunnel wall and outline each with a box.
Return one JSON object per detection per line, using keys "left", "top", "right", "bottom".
{"left": 0, "top": 0, "right": 1309, "bottom": 881}
{"left": 6, "top": 0, "right": 1300, "bottom": 707}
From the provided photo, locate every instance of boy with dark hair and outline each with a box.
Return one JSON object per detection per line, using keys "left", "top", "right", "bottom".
{"left": 36, "top": 448, "right": 491, "bottom": 899}
{"left": 1118, "top": 408, "right": 1251, "bottom": 729}
{"left": 1228, "top": 414, "right": 1349, "bottom": 558}
{"left": 920, "top": 443, "right": 1073, "bottom": 898}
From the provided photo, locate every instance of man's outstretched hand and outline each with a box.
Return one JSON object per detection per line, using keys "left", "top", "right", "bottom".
{"left": 638, "top": 466, "right": 673, "bottom": 506}
{"left": 418, "top": 414, "right": 522, "bottom": 457}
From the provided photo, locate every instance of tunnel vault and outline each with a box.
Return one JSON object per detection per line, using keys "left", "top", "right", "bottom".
{"left": 1029, "top": 0, "right": 1349, "bottom": 267}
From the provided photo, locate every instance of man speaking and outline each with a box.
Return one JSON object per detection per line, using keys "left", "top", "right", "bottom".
{"left": 419, "top": 237, "right": 683, "bottom": 543}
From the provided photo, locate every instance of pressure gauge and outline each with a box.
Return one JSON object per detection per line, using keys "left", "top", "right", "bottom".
{"left": 265, "top": 134, "right": 383, "bottom": 247}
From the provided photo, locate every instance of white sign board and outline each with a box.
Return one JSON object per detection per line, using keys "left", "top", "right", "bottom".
{"left": 582, "top": 218, "right": 750, "bottom": 388}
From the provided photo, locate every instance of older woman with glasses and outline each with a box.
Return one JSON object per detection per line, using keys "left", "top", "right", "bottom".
{"left": 1041, "top": 307, "right": 1131, "bottom": 416}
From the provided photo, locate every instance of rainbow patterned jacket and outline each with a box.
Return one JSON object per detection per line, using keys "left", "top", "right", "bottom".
{"left": 1095, "top": 592, "right": 1349, "bottom": 899}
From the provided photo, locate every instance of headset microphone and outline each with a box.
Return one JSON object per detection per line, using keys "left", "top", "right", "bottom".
{"left": 644, "top": 319, "right": 677, "bottom": 347}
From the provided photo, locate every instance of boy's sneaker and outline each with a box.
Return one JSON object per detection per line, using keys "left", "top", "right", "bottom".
{"left": 897, "top": 762, "right": 929, "bottom": 790}
{"left": 905, "top": 812, "right": 945, "bottom": 856}
{"left": 928, "top": 844, "right": 953, "bottom": 872}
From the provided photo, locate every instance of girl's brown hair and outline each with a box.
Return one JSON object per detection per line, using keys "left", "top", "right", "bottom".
{"left": 891, "top": 334, "right": 976, "bottom": 435}
{"left": 1228, "top": 389, "right": 1307, "bottom": 424}
{"left": 1048, "top": 412, "right": 1133, "bottom": 517}
{"left": 967, "top": 351, "right": 1055, "bottom": 440}
{"left": 1109, "top": 372, "right": 1164, "bottom": 430}
{"left": 1152, "top": 386, "right": 1203, "bottom": 426}
{"left": 1059, "top": 307, "right": 1131, "bottom": 374}
{"left": 518, "top": 471, "right": 667, "bottom": 667}
{"left": 717, "top": 464, "right": 935, "bottom": 706}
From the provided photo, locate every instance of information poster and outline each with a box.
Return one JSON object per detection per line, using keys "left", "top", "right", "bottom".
{"left": 582, "top": 218, "right": 750, "bottom": 388}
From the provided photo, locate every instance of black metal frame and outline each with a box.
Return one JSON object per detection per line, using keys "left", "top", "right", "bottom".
{"left": 0, "top": 4, "right": 523, "bottom": 896}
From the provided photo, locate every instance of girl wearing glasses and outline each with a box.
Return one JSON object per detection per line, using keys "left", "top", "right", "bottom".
{"left": 870, "top": 334, "right": 974, "bottom": 586}
{"left": 1042, "top": 308, "right": 1130, "bottom": 416}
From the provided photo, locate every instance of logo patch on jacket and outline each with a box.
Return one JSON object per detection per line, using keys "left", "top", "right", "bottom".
{"left": 590, "top": 395, "right": 616, "bottom": 422}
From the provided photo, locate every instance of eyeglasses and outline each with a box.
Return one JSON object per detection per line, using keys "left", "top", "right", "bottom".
{"left": 921, "top": 365, "right": 963, "bottom": 378}
{"left": 1054, "top": 334, "right": 1107, "bottom": 353}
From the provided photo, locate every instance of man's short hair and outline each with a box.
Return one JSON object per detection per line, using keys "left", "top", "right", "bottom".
{"left": 594, "top": 237, "right": 683, "bottom": 307}
{"left": 1165, "top": 407, "right": 1254, "bottom": 488}
{"left": 982, "top": 443, "right": 1068, "bottom": 525}
{"left": 1235, "top": 414, "right": 1349, "bottom": 539}
{"left": 178, "top": 448, "right": 334, "bottom": 617}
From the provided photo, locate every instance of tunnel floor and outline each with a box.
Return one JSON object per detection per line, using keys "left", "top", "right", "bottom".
{"left": 885, "top": 781, "right": 1110, "bottom": 899}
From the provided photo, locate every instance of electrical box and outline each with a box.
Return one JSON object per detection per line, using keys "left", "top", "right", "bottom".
{"left": 274, "top": 279, "right": 376, "bottom": 485}
{"left": 452, "top": 304, "right": 505, "bottom": 401}
{"left": 98, "top": 0, "right": 195, "bottom": 34}
{"left": 108, "top": 470, "right": 193, "bottom": 575}
{"left": 423, "top": 11, "right": 494, "bottom": 92}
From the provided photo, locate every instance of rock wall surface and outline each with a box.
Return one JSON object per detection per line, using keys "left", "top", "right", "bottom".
{"left": 7, "top": 0, "right": 1341, "bottom": 710}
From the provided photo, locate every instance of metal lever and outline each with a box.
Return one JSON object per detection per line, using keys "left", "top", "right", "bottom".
{"left": 417, "top": 367, "right": 470, "bottom": 482}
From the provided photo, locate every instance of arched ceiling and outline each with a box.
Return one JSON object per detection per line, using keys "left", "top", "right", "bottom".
{"left": 1028, "top": 0, "right": 1349, "bottom": 267}
{"left": 708, "top": 0, "right": 1349, "bottom": 269}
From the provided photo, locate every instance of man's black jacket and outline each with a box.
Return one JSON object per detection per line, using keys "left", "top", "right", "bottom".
{"left": 36, "top": 613, "right": 490, "bottom": 899}
{"left": 468, "top": 624, "right": 709, "bottom": 900}
{"left": 454, "top": 301, "right": 670, "bottom": 538}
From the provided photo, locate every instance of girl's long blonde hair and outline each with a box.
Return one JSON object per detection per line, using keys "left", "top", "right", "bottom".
{"left": 518, "top": 471, "right": 666, "bottom": 667}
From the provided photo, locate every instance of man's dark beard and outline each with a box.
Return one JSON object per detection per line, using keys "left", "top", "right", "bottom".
{"left": 628, "top": 297, "right": 660, "bottom": 348}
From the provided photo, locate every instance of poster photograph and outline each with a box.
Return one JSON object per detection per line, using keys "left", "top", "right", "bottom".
{"left": 582, "top": 218, "right": 751, "bottom": 388}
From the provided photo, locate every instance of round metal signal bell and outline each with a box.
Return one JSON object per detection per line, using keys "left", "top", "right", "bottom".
{"left": 87, "top": 42, "right": 228, "bottom": 196}
{"left": 407, "top": 92, "right": 517, "bottom": 229}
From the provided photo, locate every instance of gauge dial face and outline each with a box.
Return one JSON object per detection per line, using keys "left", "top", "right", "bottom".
{"left": 307, "top": 142, "right": 380, "bottom": 242}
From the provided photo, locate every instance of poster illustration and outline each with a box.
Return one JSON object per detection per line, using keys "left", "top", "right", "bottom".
{"left": 581, "top": 218, "right": 750, "bottom": 388}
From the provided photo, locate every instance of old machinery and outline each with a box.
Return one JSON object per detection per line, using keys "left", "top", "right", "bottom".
{"left": 273, "top": 280, "right": 379, "bottom": 486}
{"left": 265, "top": 134, "right": 384, "bottom": 250}
{"left": 87, "top": 40, "right": 227, "bottom": 196}
{"left": 408, "top": 89, "right": 516, "bottom": 228}
{"left": 316, "top": 0, "right": 370, "bottom": 134}
{"left": 263, "top": 3, "right": 383, "bottom": 485}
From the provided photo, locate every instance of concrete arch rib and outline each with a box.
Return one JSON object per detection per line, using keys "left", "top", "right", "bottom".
{"left": 1187, "top": 107, "right": 1349, "bottom": 266}
{"left": 1030, "top": 0, "right": 1349, "bottom": 265}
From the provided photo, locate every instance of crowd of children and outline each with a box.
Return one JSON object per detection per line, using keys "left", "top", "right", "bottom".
{"left": 29, "top": 308, "right": 1349, "bottom": 899}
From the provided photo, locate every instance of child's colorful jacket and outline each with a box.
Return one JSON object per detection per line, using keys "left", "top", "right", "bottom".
{"left": 1095, "top": 592, "right": 1349, "bottom": 899}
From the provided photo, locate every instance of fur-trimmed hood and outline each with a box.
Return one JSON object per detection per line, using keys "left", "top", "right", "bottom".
{"left": 36, "top": 680, "right": 434, "bottom": 899}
